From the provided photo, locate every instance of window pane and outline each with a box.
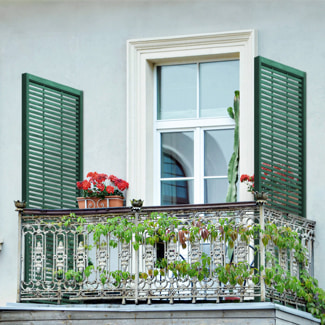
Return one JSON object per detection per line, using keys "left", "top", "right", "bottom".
{"left": 162, "top": 154, "right": 186, "bottom": 178}
{"left": 161, "top": 180, "right": 194, "bottom": 205}
{"left": 204, "top": 129, "right": 234, "bottom": 176}
{"left": 161, "top": 132, "right": 194, "bottom": 178}
{"left": 199, "top": 60, "right": 239, "bottom": 118}
{"left": 157, "top": 64, "right": 197, "bottom": 120}
{"left": 204, "top": 178, "right": 228, "bottom": 203}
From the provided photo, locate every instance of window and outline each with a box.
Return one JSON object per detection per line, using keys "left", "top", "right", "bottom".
{"left": 127, "top": 31, "right": 306, "bottom": 217}
{"left": 22, "top": 73, "right": 83, "bottom": 209}
{"left": 156, "top": 61, "right": 239, "bottom": 204}
{"left": 127, "top": 30, "right": 255, "bottom": 205}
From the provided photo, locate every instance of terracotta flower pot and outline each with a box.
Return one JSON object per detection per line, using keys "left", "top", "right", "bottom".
{"left": 77, "top": 196, "right": 124, "bottom": 209}
{"left": 108, "top": 195, "right": 124, "bottom": 207}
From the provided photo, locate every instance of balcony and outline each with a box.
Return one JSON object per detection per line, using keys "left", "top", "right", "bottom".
{"left": 16, "top": 199, "right": 316, "bottom": 311}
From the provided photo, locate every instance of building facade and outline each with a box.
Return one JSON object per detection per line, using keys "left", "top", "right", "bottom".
{"left": 0, "top": 0, "right": 324, "bottom": 308}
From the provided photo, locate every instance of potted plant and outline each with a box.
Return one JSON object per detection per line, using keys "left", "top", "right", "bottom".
{"left": 76, "top": 172, "right": 129, "bottom": 208}
{"left": 240, "top": 174, "right": 255, "bottom": 193}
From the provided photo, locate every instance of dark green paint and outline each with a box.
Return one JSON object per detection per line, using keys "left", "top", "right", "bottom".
{"left": 22, "top": 73, "right": 83, "bottom": 209}
{"left": 254, "top": 57, "right": 306, "bottom": 218}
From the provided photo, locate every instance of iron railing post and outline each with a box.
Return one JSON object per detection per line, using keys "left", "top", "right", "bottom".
{"left": 131, "top": 200, "right": 143, "bottom": 305}
{"left": 256, "top": 192, "right": 267, "bottom": 302}
{"left": 14, "top": 200, "right": 26, "bottom": 303}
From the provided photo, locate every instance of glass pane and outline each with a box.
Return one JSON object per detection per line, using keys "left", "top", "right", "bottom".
{"left": 157, "top": 64, "right": 197, "bottom": 120}
{"left": 161, "top": 132, "right": 194, "bottom": 178}
{"left": 199, "top": 60, "right": 239, "bottom": 118}
{"left": 204, "top": 129, "right": 234, "bottom": 176}
{"left": 161, "top": 180, "right": 194, "bottom": 205}
{"left": 162, "top": 154, "right": 186, "bottom": 178}
{"left": 204, "top": 178, "right": 229, "bottom": 203}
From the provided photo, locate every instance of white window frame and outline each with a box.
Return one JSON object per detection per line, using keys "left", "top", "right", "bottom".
{"left": 127, "top": 30, "right": 256, "bottom": 205}
{"left": 157, "top": 125, "right": 236, "bottom": 205}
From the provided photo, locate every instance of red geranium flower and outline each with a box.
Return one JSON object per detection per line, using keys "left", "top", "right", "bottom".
{"left": 240, "top": 174, "right": 254, "bottom": 193}
{"left": 240, "top": 174, "right": 248, "bottom": 182}
{"left": 96, "top": 173, "right": 108, "bottom": 183}
{"left": 106, "top": 186, "right": 114, "bottom": 194}
{"left": 82, "top": 180, "right": 91, "bottom": 190}
{"left": 108, "top": 175, "right": 118, "bottom": 183}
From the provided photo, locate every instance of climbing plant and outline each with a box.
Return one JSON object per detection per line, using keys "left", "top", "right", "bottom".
{"left": 59, "top": 212, "right": 324, "bottom": 324}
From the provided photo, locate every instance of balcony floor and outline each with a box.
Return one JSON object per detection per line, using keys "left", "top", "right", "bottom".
{"left": 0, "top": 302, "right": 320, "bottom": 325}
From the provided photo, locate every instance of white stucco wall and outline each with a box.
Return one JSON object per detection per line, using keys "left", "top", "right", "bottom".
{"left": 0, "top": 0, "right": 324, "bottom": 306}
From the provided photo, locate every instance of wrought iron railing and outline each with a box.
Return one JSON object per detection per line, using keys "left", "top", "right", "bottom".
{"left": 17, "top": 201, "right": 315, "bottom": 306}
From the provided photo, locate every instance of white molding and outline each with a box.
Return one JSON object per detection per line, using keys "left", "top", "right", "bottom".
{"left": 127, "top": 30, "right": 257, "bottom": 205}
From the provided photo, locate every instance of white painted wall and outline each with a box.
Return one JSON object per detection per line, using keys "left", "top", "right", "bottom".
{"left": 0, "top": 0, "right": 324, "bottom": 306}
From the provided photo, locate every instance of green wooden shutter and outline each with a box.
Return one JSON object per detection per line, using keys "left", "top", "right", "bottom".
{"left": 255, "top": 57, "right": 306, "bottom": 218}
{"left": 22, "top": 73, "right": 83, "bottom": 209}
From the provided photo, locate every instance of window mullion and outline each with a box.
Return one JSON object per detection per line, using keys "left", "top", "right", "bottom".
{"left": 197, "top": 62, "right": 200, "bottom": 119}
{"left": 194, "top": 127, "right": 203, "bottom": 204}
{"left": 154, "top": 130, "right": 161, "bottom": 205}
{"left": 195, "top": 63, "right": 203, "bottom": 204}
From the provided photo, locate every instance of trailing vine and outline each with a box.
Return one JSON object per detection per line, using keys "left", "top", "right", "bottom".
{"left": 58, "top": 212, "right": 324, "bottom": 323}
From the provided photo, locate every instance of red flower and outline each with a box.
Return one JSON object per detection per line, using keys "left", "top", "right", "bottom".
{"left": 240, "top": 174, "right": 254, "bottom": 193}
{"left": 106, "top": 186, "right": 114, "bottom": 194}
{"left": 116, "top": 179, "right": 129, "bottom": 191}
{"left": 240, "top": 174, "right": 248, "bottom": 182}
{"left": 76, "top": 181, "right": 83, "bottom": 190}
{"left": 108, "top": 175, "right": 118, "bottom": 183}
{"left": 109, "top": 175, "right": 129, "bottom": 191}
{"left": 82, "top": 180, "right": 91, "bottom": 190}
{"left": 96, "top": 173, "right": 108, "bottom": 183}
{"left": 97, "top": 183, "right": 105, "bottom": 192}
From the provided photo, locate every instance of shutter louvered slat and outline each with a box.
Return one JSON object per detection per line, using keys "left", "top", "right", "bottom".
{"left": 29, "top": 84, "right": 80, "bottom": 103}
{"left": 29, "top": 104, "right": 79, "bottom": 121}
{"left": 261, "top": 98, "right": 303, "bottom": 116}
{"left": 260, "top": 81, "right": 304, "bottom": 101}
{"left": 255, "top": 57, "right": 306, "bottom": 218}
{"left": 22, "top": 73, "right": 83, "bottom": 209}
{"left": 260, "top": 105, "right": 303, "bottom": 122}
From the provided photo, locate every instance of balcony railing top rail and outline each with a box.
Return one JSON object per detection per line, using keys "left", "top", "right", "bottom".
{"left": 21, "top": 201, "right": 257, "bottom": 216}
{"left": 17, "top": 201, "right": 315, "bottom": 307}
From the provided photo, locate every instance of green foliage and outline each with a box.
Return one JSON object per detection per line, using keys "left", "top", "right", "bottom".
{"left": 65, "top": 269, "right": 83, "bottom": 282}
{"left": 226, "top": 91, "right": 240, "bottom": 203}
{"left": 260, "top": 224, "right": 325, "bottom": 323}
{"left": 215, "top": 262, "right": 254, "bottom": 286}
{"left": 110, "top": 270, "right": 130, "bottom": 286}
{"left": 166, "top": 253, "right": 211, "bottom": 281}
{"left": 58, "top": 212, "right": 324, "bottom": 323}
{"left": 155, "top": 258, "right": 168, "bottom": 269}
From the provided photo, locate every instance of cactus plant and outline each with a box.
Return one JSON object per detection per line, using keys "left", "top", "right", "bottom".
{"left": 226, "top": 91, "right": 240, "bottom": 203}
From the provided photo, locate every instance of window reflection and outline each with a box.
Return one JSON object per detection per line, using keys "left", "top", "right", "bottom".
{"left": 161, "top": 132, "right": 194, "bottom": 205}
{"left": 161, "top": 154, "right": 190, "bottom": 205}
